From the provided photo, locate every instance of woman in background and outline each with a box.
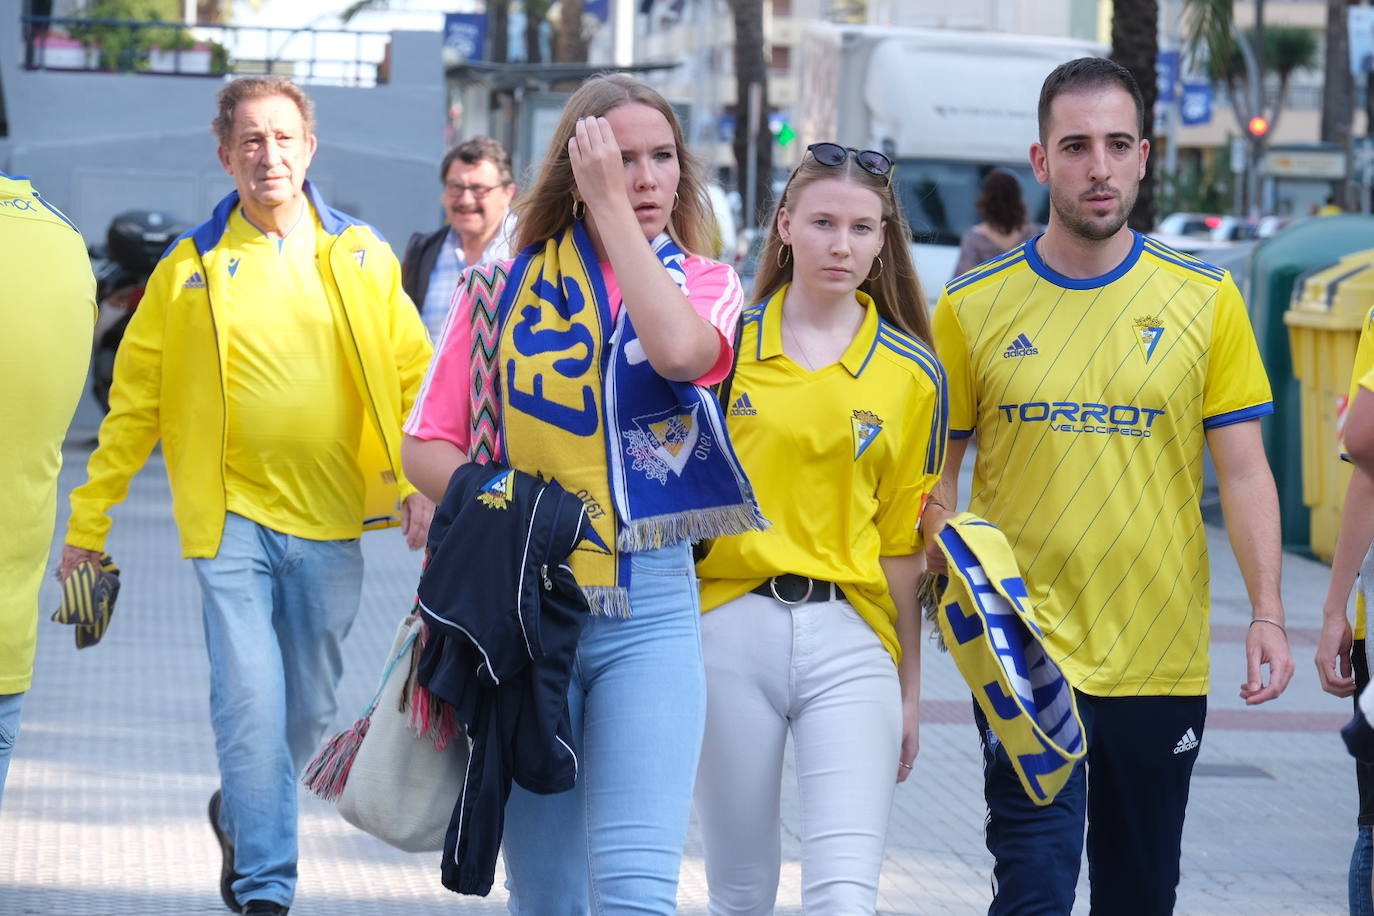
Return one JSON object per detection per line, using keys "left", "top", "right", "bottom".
{"left": 952, "top": 168, "right": 1041, "bottom": 278}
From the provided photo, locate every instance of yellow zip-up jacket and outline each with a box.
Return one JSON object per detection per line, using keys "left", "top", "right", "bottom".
{"left": 67, "top": 183, "right": 433, "bottom": 558}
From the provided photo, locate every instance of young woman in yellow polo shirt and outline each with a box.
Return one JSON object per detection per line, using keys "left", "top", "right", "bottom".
{"left": 693, "top": 143, "right": 947, "bottom": 912}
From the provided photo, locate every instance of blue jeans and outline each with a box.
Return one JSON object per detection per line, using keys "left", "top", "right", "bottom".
{"left": 1353, "top": 825, "right": 1374, "bottom": 916}
{"left": 0, "top": 691, "right": 25, "bottom": 809}
{"left": 193, "top": 513, "right": 363, "bottom": 908}
{"left": 501, "top": 541, "right": 706, "bottom": 915}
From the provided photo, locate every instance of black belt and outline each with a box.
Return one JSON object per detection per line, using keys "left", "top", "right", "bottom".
{"left": 752, "top": 574, "right": 844, "bottom": 605}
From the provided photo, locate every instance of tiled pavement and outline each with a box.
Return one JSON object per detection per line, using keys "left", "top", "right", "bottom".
{"left": 0, "top": 431, "right": 1359, "bottom": 914}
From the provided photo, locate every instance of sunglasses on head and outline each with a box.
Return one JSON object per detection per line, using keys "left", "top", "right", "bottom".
{"left": 807, "top": 142, "right": 893, "bottom": 179}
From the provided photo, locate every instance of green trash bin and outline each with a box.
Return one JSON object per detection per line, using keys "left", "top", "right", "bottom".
{"left": 1246, "top": 215, "right": 1374, "bottom": 553}
{"left": 1284, "top": 250, "right": 1374, "bottom": 562}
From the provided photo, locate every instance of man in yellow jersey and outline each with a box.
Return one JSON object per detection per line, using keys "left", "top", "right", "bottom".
{"left": 926, "top": 58, "right": 1293, "bottom": 915}
{"left": 57, "top": 77, "right": 433, "bottom": 916}
{"left": 0, "top": 174, "right": 95, "bottom": 809}
{"left": 1318, "top": 305, "right": 1374, "bottom": 914}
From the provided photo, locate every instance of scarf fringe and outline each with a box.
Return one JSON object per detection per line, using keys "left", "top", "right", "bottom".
{"left": 616, "top": 505, "right": 769, "bottom": 554}
{"left": 301, "top": 716, "right": 370, "bottom": 801}
{"left": 407, "top": 615, "right": 464, "bottom": 751}
{"left": 583, "top": 585, "right": 631, "bottom": 618}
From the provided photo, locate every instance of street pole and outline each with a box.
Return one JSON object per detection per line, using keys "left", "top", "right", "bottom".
{"left": 1232, "top": 21, "right": 1262, "bottom": 218}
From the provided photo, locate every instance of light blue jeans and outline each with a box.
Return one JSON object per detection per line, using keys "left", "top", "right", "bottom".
{"left": 0, "top": 691, "right": 25, "bottom": 810}
{"left": 502, "top": 541, "right": 706, "bottom": 915}
{"left": 193, "top": 513, "right": 363, "bottom": 909}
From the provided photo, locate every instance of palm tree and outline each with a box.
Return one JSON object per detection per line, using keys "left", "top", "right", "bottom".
{"left": 1111, "top": 0, "right": 1159, "bottom": 231}
{"left": 727, "top": 0, "right": 772, "bottom": 228}
{"left": 1320, "top": 0, "right": 1352, "bottom": 176}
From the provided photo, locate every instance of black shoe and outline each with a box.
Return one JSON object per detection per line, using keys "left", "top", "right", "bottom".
{"left": 241, "top": 903, "right": 289, "bottom": 915}
{"left": 208, "top": 790, "right": 242, "bottom": 912}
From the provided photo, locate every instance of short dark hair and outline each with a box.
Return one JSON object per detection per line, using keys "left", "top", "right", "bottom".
{"left": 1037, "top": 57, "right": 1144, "bottom": 143}
{"left": 440, "top": 136, "right": 514, "bottom": 186}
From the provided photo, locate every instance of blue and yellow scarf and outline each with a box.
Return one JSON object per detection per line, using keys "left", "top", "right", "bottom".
{"left": 933, "top": 513, "right": 1086, "bottom": 806}
{"left": 493, "top": 223, "right": 765, "bottom": 615}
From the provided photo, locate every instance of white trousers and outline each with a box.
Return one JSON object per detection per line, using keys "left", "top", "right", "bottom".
{"left": 694, "top": 591, "right": 902, "bottom": 916}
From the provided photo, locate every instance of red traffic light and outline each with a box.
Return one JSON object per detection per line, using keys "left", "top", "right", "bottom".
{"left": 1248, "top": 115, "right": 1269, "bottom": 137}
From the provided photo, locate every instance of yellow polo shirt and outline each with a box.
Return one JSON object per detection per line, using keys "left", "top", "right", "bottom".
{"left": 0, "top": 175, "right": 96, "bottom": 693}
{"left": 696, "top": 286, "right": 948, "bottom": 663}
{"left": 221, "top": 206, "right": 365, "bottom": 540}
{"left": 1345, "top": 305, "right": 1374, "bottom": 640}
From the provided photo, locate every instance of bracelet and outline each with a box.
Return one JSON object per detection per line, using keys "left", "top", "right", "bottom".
{"left": 1249, "top": 616, "right": 1287, "bottom": 636}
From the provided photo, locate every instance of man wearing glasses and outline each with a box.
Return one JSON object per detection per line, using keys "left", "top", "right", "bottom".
{"left": 402, "top": 136, "right": 517, "bottom": 341}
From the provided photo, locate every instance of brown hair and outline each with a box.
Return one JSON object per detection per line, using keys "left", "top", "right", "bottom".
{"left": 976, "top": 169, "right": 1028, "bottom": 235}
{"left": 211, "top": 76, "right": 316, "bottom": 146}
{"left": 511, "top": 73, "right": 715, "bottom": 256}
{"left": 752, "top": 151, "right": 932, "bottom": 345}
{"left": 441, "top": 136, "right": 514, "bottom": 186}
{"left": 1037, "top": 57, "right": 1143, "bottom": 144}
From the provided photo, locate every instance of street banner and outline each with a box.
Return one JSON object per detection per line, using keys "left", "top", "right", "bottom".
{"left": 1180, "top": 83, "right": 1212, "bottom": 126}
{"left": 444, "top": 12, "right": 487, "bottom": 62}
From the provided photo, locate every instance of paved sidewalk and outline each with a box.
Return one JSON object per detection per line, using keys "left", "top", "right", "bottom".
{"left": 0, "top": 440, "right": 1357, "bottom": 914}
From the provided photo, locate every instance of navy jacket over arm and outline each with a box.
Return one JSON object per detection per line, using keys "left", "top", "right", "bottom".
{"left": 416, "top": 462, "right": 590, "bottom": 896}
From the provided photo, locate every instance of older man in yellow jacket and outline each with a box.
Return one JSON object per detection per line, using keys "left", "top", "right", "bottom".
{"left": 58, "top": 77, "right": 432, "bottom": 916}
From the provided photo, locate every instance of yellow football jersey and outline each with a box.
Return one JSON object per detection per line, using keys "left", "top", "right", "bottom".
{"left": 933, "top": 232, "right": 1272, "bottom": 697}
{"left": 696, "top": 286, "right": 947, "bottom": 663}
{"left": 1343, "top": 306, "right": 1374, "bottom": 639}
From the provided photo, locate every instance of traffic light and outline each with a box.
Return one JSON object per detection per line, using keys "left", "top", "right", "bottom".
{"left": 1248, "top": 115, "right": 1270, "bottom": 138}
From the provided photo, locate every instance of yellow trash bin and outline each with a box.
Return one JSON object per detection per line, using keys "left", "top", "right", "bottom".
{"left": 1284, "top": 250, "right": 1374, "bottom": 562}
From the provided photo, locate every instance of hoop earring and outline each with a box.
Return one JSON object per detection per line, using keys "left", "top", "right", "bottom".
{"left": 572, "top": 199, "right": 585, "bottom": 221}
{"left": 776, "top": 244, "right": 791, "bottom": 269}
{"left": 868, "top": 255, "right": 883, "bottom": 281}
{"left": 673, "top": 191, "right": 680, "bottom": 210}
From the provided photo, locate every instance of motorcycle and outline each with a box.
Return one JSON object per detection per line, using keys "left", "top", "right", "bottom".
{"left": 89, "top": 210, "right": 190, "bottom": 412}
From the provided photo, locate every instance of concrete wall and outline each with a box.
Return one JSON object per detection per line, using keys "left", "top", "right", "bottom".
{"left": 0, "top": 16, "right": 447, "bottom": 252}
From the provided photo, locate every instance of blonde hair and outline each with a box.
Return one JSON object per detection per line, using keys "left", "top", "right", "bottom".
{"left": 212, "top": 76, "right": 316, "bottom": 146}
{"left": 512, "top": 73, "right": 715, "bottom": 256}
{"left": 752, "top": 152, "right": 932, "bottom": 344}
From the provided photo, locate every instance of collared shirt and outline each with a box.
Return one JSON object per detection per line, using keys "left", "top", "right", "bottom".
{"left": 419, "top": 215, "right": 515, "bottom": 341}
{"left": 933, "top": 231, "right": 1273, "bottom": 697}
{"left": 695, "top": 285, "right": 948, "bottom": 664}
{"left": 221, "top": 205, "right": 365, "bottom": 539}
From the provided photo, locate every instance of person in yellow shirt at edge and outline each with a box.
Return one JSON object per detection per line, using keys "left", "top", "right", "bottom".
{"left": 692, "top": 142, "right": 946, "bottom": 913}
{"left": 1316, "top": 304, "right": 1374, "bottom": 916}
{"left": 56, "top": 77, "right": 433, "bottom": 916}
{"left": 924, "top": 58, "right": 1294, "bottom": 915}
{"left": 0, "top": 173, "right": 95, "bottom": 810}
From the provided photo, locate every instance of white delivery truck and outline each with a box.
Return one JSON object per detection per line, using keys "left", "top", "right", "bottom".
{"left": 797, "top": 24, "right": 1108, "bottom": 294}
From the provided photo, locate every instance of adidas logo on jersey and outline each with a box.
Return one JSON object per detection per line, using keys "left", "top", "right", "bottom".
{"left": 730, "top": 393, "right": 758, "bottom": 416}
{"left": 182, "top": 270, "right": 206, "bottom": 289}
{"left": 1003, "top": 333, "right": 1038, "bottom": 358}
{"left": 1173, "top": 727, "right": 1199, "bottom": 755}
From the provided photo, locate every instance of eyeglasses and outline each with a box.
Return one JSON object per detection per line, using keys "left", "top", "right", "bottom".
{"left": 444, "top": 182, "right": 507, "bottom": 199}
{"left": 806, "top": 143, "right": 893, "bottom": 180}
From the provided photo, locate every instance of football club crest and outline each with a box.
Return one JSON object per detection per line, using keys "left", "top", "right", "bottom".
{"left": 477, "top": 469, "right": 515, "bottom": 509}
{"left": 852, "top": 409, "right": 884, "bottom": 459}
{"left": 1132, "top": 315, "right": 1164, "bottom": 362}
{"left": 624, "top": 403, "right": 702, "bottom": 484}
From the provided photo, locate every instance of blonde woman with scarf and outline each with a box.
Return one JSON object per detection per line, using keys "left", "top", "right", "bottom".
{"left": 693, "top": 144, "right": 947, "bottom": 913}
{"left": 401, "top": 74, "right": 763, "bottom": 913}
